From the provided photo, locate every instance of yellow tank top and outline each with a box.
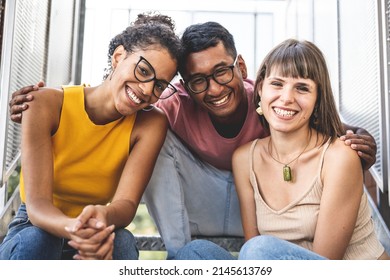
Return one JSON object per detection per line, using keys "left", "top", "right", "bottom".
{"left": 20, "top": 85, "right": 137, "bottom": 217}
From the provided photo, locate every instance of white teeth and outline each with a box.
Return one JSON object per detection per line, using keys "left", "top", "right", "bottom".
{"left": 274, "top": 107, "right": 296, "bottom": 117}
{"left": 126, "top": 88, "right": 141, "bottom": 104}
{"left": 212, "top": 95, "right": 229, "bottom": 105}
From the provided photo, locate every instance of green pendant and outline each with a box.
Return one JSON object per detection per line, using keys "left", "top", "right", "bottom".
{"left": 283, "top": 165, "right": 292, "bottom": 182}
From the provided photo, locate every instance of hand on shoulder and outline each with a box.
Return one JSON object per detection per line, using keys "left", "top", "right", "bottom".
{"left": 322, "top": 137, "right": 363, "bottom": 191}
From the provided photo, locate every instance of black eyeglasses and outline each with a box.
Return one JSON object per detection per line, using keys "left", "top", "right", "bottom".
{"left": 186, "top": 56, "right": 238, "bottom": 94}
{"left": 134, "top": 56, "right": 177, "bottom": 99}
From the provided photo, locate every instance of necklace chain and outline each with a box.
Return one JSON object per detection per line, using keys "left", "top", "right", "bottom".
{"left": 267, "top": 131, "right": 312, "bottom": 182}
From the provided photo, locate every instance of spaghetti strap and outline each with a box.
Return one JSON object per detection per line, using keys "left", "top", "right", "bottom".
{"left": 249, "top": 139, "right": 259, "bottom": 172}
{"left": 317, "top": 138, "right": 332, "bottom": 176}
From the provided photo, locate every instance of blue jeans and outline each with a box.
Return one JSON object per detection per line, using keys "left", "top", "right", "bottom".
{"left": 0, "top": 204, "right": 139, "bottom": 260}
{"left": 239, "top": 235, "right": 327, "bottom": 260}
{"left": 143, "top": 130, "right": 243, "bottom": 259}
{"left": 175, "top": 239, "right": 236, "bottom": 260}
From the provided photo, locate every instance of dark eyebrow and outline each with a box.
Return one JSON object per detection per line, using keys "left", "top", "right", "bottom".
{"left": 188, "top": 61, "right": 232, "bottom": 78}
{"left": 267, "top": 76, "right": 284, "bottom": 82}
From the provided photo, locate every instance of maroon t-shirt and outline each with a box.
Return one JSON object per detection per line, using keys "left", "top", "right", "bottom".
{"left": 156, "top": 79, "right": 269, "bottom": 171}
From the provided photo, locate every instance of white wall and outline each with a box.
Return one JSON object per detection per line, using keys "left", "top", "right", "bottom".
{"left": 81, "top": 0, "right": 287, "bottom": 85}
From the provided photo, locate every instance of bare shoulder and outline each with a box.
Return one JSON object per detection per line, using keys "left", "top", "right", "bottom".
{"left": 28, "top": 87, "right": 63, "bottom": 110}
{"left": 21, "top": 87, "right": 64, "bottom": 134}
{"left": 135, "top": 106, "right": 168, "bottom": 128}
{"left": 132, "top": 106, "right": 168, "bottom": 143}
{"left": 326, "top": 138, "right": 360, "bottom": 164}
{"left": 233, "top": 140, "right": 253, "bottom": 160}
{"left": 233, "top": 137, "right": 266, "bottom": 168}
{"left": 323, "top": 138, "right": 362, "bottom": 178}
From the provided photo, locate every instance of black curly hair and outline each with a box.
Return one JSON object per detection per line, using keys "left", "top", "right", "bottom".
{"left": 103, "top": 12, "right": 183, "bottom": 80}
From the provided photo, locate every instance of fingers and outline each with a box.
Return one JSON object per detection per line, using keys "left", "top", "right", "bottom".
{"left": 36, "top": 80, "right": 45, "bottom": 88}
{"left": 10, "top": 103, "right": 29, "bottom": 120}
{"left": 340, "top": 130, "right": 354, "bottom": 138}
{"left": 9, "top": 89, "right": 35, "bottom": 123}
{"left": 68, "top": 224, "right": 115, "bottom": 250}
{"left": 10, "top": 85, "right": 38, "bottom": 99}
{"left": 357, "top": 151, "right": 375, "bottom": 170}
{"left": 342, "top": 135, "right": 376, "bottom": 153}
{"left": 69, "top": 226, "right": 115, "bottom": 260}
{"left": 74, "top": 232, "right": 115, "bottom": 260}
{"left": 67, "top": 226, "right": 100, "bottom": 240}
{"left": 340, "top": 134, "right": 376, "bottom": 147}
{"left": 69, "top": 205, "right": 104, "bottom": 232}
{"left": 340, "top": 133, "right": 377, "bottom": 170}
{"left": 86, "top": 217, "right": 105, "bottom": 230}
{"left": 10, "top": 113, "right": 23, "bottom": 123}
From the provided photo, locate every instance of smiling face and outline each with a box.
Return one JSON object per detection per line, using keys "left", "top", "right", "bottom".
{"left": 259, "top": 69, "right": 318, "bottom": 134}
{"left": 110, "top": 45, "right": 177, "bottom": 115}
{"left": 182, "top": 42, "right": 247, "bottom": 121}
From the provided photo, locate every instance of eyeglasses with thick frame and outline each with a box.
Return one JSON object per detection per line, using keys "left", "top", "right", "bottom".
{"left": 134, "top": 56, "right": 178, "bottom": 100}
{"left": 186, "top": 55, "right": 239, "bottom": 94}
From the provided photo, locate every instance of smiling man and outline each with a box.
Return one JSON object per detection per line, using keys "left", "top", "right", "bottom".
{"left": 142, "top": 21, "right": 377, "bottom": 259}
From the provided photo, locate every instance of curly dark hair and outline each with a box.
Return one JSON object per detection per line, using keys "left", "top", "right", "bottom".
{"left": 103, "top": 12, "right": 183, "bottom": 80}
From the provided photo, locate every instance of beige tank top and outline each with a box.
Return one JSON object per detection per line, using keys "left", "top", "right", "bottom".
{"left": 249, "top": 138, "right": 384, "bottom": 259}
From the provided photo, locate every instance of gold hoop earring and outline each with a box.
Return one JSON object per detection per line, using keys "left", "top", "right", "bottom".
{"left": 142, "top": 105, "right": 154, "bottom": 112}
{"left": 256, "top": 101, "right": 263, "bottom": 115}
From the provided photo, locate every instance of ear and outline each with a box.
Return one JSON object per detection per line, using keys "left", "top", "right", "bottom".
{"left": 112, "top": 45, "right": 127, "bottom": 69}
{"left": 236, "top": 54, "right": 248, "bottom": 79}
{"left": 257, "top": 82, "right": 263, "bottom": 98}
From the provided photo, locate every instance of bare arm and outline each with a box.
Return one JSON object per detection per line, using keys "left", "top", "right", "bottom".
{"left": 232, "top": 143, "right": 260, "bottom": 241}
{"left": 106, "top": 108, "right": 168, "bottom": 226}
{"left": 21, "top": 88, "right": 77, "bottom": 238}
{"left": 312, "top": 139, "right": 363, "bottom": 259}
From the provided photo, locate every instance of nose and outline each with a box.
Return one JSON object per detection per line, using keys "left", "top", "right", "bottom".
{"left": 206, "top": 77, "right": 224, "bottom": 97}
{"left": 139, "top": 80, "right": 154, "bottom": 97}
{"left": 280, "top": 86, "right": 294, "bottom": 103}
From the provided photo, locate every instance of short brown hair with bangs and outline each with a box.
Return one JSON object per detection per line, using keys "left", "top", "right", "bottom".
{"left": 254, "top": 38, "right": 344, "bottom": 144}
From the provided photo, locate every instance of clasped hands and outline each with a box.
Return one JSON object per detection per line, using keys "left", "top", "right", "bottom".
{"left": 65, "top": 205, "right": 115, "bottom": 260}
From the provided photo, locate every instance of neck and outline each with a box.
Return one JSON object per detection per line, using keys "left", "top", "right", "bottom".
{"left": 209, "top": 94, "right": 248, "bottom": 138}
{"left": 269, "top": 128, "right": 313, "bottom": 163}
{"left": 84, "top": 84, "right": 122, "bottom": 125}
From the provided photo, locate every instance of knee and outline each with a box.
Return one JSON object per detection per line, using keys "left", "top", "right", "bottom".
{"left": 7, "top": 227, "right": 62, "bottom": 259}
{"left": 175, "top": 240, "right": 235, "bottom": 260}
{"left": 175, "top": 240, "right": 214, "bottom": 260}
{"left": 113, "top": 228, "right": 138, "bottom": 260}
{"left": 239, "top": 235, "right": 281, "bottom": 260}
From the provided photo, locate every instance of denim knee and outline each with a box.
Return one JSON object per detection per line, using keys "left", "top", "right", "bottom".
{"left": 239, "top": 235, "right": 326, "bottom": 260}
{"left": 113, "top": 228, "right": 139, "bottom": 260}
{"left": 0, "top": 226, "right": 62, "bottom": 260}
{"left": 175, "top": 240, "right": 236, "bottom": 260}
{"left": 239, "top": 235, "right": 282, "bottom": 260}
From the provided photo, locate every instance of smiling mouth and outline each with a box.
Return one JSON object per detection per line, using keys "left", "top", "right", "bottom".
{"left": 273, "top": 107, "right": 296, "bottom": 117}
{"left": 126, "top": 86, "right": 142, "bottom": 104}
{"left": 210, "top": 94, "right": 229, "bottom": 106}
